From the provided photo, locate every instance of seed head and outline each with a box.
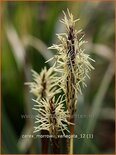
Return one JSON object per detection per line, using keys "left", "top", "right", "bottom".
{"left": 26, "top": 67, "right": 61, "bottom": 100}
{"left": 48, "top": 9, "right": 95, "bottom": 95}
{"left": 33, "top": 95, "right": 70, "bottom": 136}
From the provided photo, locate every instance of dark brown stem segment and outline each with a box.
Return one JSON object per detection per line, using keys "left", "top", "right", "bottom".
{"left": 66, "top": 94, "right": 75, "bottom": 154}
{"left": 41, "top": 73, "right": 49, "bottom": 153}
{"left": 41, "top": 130, "right": 49, "bottom": 153}
{"left": 66, "top": 25, "right": 76, "bottom": 154}
{"left": 51, "top": 137, "right": 60, "bottom": 154}
{"left": 49, "top": 99, "right": 60, "bottom": 154}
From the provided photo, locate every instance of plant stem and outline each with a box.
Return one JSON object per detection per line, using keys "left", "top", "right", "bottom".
{"left": 69, "top": 117, "right": 74, "bottom": 154}
{"left": 69, "top": 135, "right": 73, "bottom": 154}
{"left": 41, "top": 130, "right": 49, "bottom": 153}
{"left": 51, "top": 137, "right": 60, "bottom": 153}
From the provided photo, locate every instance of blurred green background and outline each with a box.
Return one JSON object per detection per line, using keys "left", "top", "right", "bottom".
{"left": 1, "top": 1, "right": 115, "bottom": 154}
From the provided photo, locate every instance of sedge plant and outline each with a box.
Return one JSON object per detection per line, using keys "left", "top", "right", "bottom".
{"left": 26, "top": 9, "right": 95, "bottom": 154}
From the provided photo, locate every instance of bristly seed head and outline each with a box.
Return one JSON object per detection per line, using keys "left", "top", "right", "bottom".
{"left": 48, "top": 9, "right": 95, "bottom": 114}
{"left": 25, "top": 67, "right": 61, "bottom": 100}
{"left": 33, "top": 95, "right": 70, "bottom": 136}
{"left": 26, "top": 9, "right": 95, "bottom": 140}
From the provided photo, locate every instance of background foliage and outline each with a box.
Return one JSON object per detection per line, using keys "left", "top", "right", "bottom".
{"left": 1, "top": 1, "right": 115, "bottom": 154}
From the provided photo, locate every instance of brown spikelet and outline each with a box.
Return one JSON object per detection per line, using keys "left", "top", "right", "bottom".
{"left": 66, "top": 24, "right": 76, "bottom": 154}
{"left": 66, "top": 25, "right": 76, "bottom": 118}
{"left": 48, "top": 9, "right": 95, "bottom": 153}
{"left": 26, "top": 67, "right": 61, "bottom": 153}
{"left": 49, "top": 99, "right": 60, "bottom": 154}
{"left": 40, "top": 73, "right": 49, "bottom": 154}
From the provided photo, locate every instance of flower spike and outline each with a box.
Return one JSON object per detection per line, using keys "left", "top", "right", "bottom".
{"left": 25, "top": 67, "right": 61, "bottom": 100}
{"left": 33, "top": 96, "right": 70, "bottom": 136}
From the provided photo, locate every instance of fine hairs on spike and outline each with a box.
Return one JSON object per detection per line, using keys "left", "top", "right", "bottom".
{"left": 26, "top": 66, "right": 71, "bottom": 153}
{"left": 25, "top": 67, "right": 61, "bottom": 100}
{"left": 48, "top": 9, "right": 95, "bottom": 113}
{"left": 26, "top": 9, "right": 95, "bottom": 154}
{"left": 33, "top": 95, "right": 70, "bottom": 136}
{"left": 33, "top": 95, "right": 71, "bottom": 153}
{"left": 48, "top": 9, "right": 95, "bottom": 154}
{"left": 26, "top": 67, "right": 62, "bottom": 154}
